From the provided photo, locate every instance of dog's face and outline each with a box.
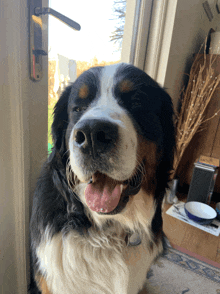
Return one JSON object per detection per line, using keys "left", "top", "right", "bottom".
{"left": 67, "top": 64, "right": 138, "bottom": 184}
{"left": 53, "top": 63, "right": 175, "bottom": 216}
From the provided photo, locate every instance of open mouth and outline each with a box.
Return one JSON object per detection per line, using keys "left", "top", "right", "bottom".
{"left": 84, "top": 161, "right": 145, "bottom": 215}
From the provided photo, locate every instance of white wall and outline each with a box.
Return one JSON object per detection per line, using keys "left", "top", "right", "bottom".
{"left": 0, "top": 1, "right": 48, "bottom": 293}
{"left": 0, "top": 94, "right": 17, "bottom": 293}
{"left": 164, "top": 0, "right": 220, "bottom": 109}
{"left": 0, "top": 1, "right": 28, "bottom": 292}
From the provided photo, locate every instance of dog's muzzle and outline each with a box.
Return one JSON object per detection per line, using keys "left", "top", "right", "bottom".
{"left": 70, "top": 117, "right": 140, "bottom": 214}
{"left": 73, "top": 118, "right": 118, "bottom": 158}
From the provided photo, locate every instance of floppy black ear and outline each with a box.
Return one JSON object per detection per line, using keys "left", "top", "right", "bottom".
{"left": 52, "top": 85, "right": 72, "bottom": 154}
{"left": 150, "top": 88, "right": 175, "bottom": 238}
{"left": 149, "top": 87, "right": 175, "bottom": 189}
{"left": 129, "top": 81, "right": 175, "bottom": 175}
{"left": 159, "top": 88, "right": 176, "bottom": 174}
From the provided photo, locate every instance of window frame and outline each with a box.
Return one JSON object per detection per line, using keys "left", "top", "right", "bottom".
{"left": 122, "top": 0, "right": 178, "bottom": 87}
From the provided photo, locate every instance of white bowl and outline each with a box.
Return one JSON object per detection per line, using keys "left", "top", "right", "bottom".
{"left": 184, "top": 201, "right": 217, "bottom": 225}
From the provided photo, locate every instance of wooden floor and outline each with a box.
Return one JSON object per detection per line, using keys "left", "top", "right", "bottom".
{"left": 162, "top": 196, "right": 220, "bottom": 264}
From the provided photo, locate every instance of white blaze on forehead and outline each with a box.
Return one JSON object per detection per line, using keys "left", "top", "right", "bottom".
{"left": 100, "top": 63, "right": 122, "bottom": 100}
{"left": 90, "top": 63, "right": 124, "bottom": 118}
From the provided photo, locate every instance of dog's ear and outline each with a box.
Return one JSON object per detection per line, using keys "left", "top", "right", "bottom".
{"left": 132, "top": 83, "right": 175, "bottom": 173}
{"left": 52, "top": 85, "right": 72, "bottom": 154}
{"left": 151, "top": 88, "right": 176, "bottom": 237}
{"left": 159, "top": 88, "right": 176, "bottom": 173}
{"left": 136, "top": 83, "right": 175, "bottom": 188}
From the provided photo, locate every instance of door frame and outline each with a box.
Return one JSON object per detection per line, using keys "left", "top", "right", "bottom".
{"left": 0, "top": 0, "right": 48, "bottom": 293}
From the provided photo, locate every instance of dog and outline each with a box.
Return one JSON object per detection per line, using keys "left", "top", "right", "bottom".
{"left": 30, "top": 63, "right": 175, "bottom": 294}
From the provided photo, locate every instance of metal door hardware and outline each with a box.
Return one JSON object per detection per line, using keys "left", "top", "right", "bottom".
{"left": 34, "top": 7, "right": 81, "bottom": 31}
{"left": 29, "top": 0, "right": 81, "bottom": 81}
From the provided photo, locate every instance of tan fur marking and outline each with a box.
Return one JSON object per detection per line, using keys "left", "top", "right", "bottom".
{"left": 36, "top": 274, "right": 52, "bottom": 294}
{"left": 119, "top": 80, "right": 134, "bottom": 93}
{"left": 78, "top": 84, "right": 89, "bottom": 99}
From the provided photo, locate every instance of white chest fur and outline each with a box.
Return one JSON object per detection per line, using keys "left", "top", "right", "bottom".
{"left": 37, "top": 225, "right": 162, "bottom": 294}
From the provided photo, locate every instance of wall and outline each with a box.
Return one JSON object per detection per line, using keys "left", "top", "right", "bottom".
{"left": 162, "top": 0, "right": 220, "bottom": 190}
{"left": 0, "top": 0, "right": 48, "bottom": 293}
{"left": 0, "top": 1, "right": 26, "bottom": 292}
{"left": 164, "top": 0, "right": 220, "bottom": 110}
{"left": 0, "top": 90, "right": 17, "bottom": 293}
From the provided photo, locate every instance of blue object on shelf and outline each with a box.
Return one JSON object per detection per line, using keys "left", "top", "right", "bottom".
{"left": 184, "top": 201, "right": 217, "bottom": 225}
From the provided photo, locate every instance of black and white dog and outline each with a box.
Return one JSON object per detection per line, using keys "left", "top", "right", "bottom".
{"left": 30, "top": 63, "right": 175, "bottom": 294}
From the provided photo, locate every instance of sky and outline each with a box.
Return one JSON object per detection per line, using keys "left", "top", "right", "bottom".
{"left": 48, "top": 0, "right": 122, "bottom": 62}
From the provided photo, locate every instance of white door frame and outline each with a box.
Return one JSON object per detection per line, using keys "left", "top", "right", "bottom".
{"left": 0, "top": 0, "right": 48, "bottom": 293}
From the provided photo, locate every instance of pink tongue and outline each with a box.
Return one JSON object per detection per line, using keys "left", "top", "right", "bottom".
{"left": 85, "top": 177, "right": 122, "bottom": 213}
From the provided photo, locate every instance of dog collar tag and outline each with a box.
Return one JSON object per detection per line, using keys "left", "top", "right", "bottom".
{"left": 128, "top": 232, "right": 141, "bottom": 246}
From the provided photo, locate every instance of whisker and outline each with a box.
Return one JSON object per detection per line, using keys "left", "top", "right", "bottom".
{"left": 135, "top": 156, "right": 145, "bottom": 175}
{"left": 66, "top": 158, "right": 75, "bottom": 188}
{"left": 62, "top": 148, "right": 70, "bottom": 159}
{"left": 125, "top": 156, "right": 146, "bottom": 189}
{"left": 139, "top": 161, "right": 147, "bottom": 181}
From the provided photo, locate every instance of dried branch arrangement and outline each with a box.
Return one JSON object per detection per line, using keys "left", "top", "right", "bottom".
{"left": 172, "top": 52, "right": 220, "bottom": 179}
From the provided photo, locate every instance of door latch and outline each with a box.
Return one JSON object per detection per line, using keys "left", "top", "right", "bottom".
{"left": 29, "top": 0, "right": 81, "bottom": 81}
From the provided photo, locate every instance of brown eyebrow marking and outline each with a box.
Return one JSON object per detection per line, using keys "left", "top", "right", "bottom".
{"left": 78, "top": 84, "right": 89, "bottom": 99}
{"left": 119, "top": 79, "right": 134, "bottom": 93}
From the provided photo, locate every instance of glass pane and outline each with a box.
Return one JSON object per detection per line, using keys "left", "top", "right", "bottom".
{"left": 48, "top": 0, "right": 127, "bottom": 153}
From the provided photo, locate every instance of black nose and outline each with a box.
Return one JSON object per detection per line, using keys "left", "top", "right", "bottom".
{"left": 73, "top": 119, "right": 118, "bottom": 157}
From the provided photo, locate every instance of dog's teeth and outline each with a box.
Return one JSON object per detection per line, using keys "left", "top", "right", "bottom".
{"left": 88, "top": 177, "right": 93, "bottom": 184}
{"left": 120, "top": 184, "right": 123, "bottom": 193}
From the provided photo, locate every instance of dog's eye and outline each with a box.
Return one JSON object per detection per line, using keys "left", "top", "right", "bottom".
{"left": 72, "top": 106, "right": 87, "bottom": 112}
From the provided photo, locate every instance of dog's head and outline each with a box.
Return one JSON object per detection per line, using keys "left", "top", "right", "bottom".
{"left": 52, "top": 63, "right": 175, "bottom": 216}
